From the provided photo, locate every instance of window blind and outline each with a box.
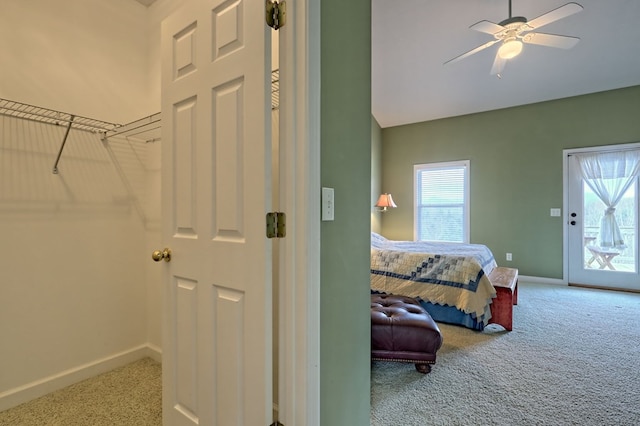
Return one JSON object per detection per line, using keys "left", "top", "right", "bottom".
{"left": 415, "top": 162, "right": 468, "bottom": 242}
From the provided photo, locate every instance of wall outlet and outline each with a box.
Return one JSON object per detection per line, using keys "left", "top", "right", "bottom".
{"left": 506, "top": 253, "right": 512, "bottom": 261}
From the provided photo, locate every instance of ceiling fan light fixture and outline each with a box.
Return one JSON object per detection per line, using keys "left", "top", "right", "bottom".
{"left": 498, "top": 39, "right": 523, "bottom": 59}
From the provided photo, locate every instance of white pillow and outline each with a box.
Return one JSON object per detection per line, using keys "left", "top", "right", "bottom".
{"left": 371, "top": 232, "right": 388, "bottom": 248}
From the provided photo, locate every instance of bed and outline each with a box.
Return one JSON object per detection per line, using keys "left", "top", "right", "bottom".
{"left": 371, "top": 232, "right": 498, "bottom": 331}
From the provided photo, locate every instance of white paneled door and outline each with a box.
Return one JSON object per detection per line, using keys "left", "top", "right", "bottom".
{"left": 160, "top": 1, "right": 272, "bottom": 425}
{"left": 566, "top": 147, "right": 640, "bottom": 290}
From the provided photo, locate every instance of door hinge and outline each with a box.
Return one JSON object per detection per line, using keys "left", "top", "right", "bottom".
{"left": 266, "top": 0, "right": 286, "bottom": 30}
{"left": 266, "top": 211, "right": 286, "bottom": 238}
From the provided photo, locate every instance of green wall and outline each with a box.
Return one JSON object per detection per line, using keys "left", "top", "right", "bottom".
{"left": 320, "top": 0, "right": 371, "bottom": 424}
{"left": 380, "top": 85, "right": 640, "bottom": 279}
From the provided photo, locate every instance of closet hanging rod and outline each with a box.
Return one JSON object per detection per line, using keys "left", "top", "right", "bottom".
{"left": 104, "top": 112, "right": 161, "bottom": 139}
{"left": 0, "top": 98, "right": 120, "bottom": 133}
{"left": 119, "top": 126, "right": 162, "bottom": 140}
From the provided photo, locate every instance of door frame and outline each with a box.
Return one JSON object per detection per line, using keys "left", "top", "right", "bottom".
{"left": 562, "top": 142, "right": 640, "bottom": 286}
{"left": 278, "top": 0, "right": 321, "bottom": 424}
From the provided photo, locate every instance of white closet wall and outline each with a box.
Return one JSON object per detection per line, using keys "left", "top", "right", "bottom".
{"left": 0, "top": 0, "right": 179, "bottom": 410}
{"left": 0, "top": 0, "right": 153, "bottom": 122}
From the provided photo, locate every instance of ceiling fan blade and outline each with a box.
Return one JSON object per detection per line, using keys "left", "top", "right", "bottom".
{"left": 490, "top": 52, "right": 506, "bottom": 76}
{"left": 526, "top": 2, "right": 583, "bottom": 30}
{"left": 522, "top": 32, "right": 580, "bottom": 49}
{"left": 470, "top": 20, "right": 505, "bottom": 35}
{"left": 444, "top": 39, "right": 500, "bottom": 65}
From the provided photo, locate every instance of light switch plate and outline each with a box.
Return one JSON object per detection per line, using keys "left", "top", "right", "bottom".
{"left": 322, "top": 187, "right": 334, "bottom": 221}
{"left": 550, "top": 208, "right": 561, "bottom": 217}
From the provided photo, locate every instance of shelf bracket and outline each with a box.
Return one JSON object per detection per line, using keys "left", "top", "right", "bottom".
{"left": 52, "top": 115, "right": 75, "bottom": 174}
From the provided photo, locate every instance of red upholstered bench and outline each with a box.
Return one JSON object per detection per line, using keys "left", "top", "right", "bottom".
{"left": 487, "top": 267, "right": 518, "bottom": 331}
{"left": 371, "top": 294, "right": 443, "bottom": 373}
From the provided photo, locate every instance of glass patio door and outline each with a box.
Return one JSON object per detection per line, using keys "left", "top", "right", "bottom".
{"left": 567, "top": 148, "right": 640, "bottom": 290}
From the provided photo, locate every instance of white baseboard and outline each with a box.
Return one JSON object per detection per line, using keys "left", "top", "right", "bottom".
{"left": 145, "top": 343, "right": 162, "bottom": 363}
{"left": 519, "top": 275, "right": 566, "bottom": 286}
{"left": 0, "top": 344, "right": 162, "bottom": 412}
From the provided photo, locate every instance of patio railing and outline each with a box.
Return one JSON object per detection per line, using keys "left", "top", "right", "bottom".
{"left": 583, "top": 226, "right": 637, "bottom": 272}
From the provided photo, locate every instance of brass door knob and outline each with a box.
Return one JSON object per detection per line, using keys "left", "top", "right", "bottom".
{"left": 152, "top": 248, "right": 172, "bottom": 262}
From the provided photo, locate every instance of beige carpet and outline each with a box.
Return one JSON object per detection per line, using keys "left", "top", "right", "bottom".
{"left": 0, "top": 357, "right": 161, "bottom": 426}
{"left": 4, "top": 283, "right": 639, "bottom": 425}
{"left": 371, "top": 282, "right": 640, "bottom": 425}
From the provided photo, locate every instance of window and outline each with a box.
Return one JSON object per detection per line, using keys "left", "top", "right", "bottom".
{"left": 414, "top": 160, "right": 469, "bottom": 243}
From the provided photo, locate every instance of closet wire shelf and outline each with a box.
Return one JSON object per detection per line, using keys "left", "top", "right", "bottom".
{"left": 2, "top": 68, "right": 278, "bottom": 173}
{"left": 0, "top": 98, "right": 121, "bottom": 133}
{"left": 0, "top": 98, "right": 161, "bottom": 174}
{"left": 2, "top": 69, "right": 280, "bottom": 132}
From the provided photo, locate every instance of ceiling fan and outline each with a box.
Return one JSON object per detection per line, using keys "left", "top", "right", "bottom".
{"left": 444, "top": 1, "right": 583, "bottom": 77}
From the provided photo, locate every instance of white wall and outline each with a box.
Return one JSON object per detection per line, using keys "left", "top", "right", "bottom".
{"left": 0, "top": 0, "right": 153, "bottom": 123}
{"left": 0, "top": 0, "right": 171, "bottom": 410}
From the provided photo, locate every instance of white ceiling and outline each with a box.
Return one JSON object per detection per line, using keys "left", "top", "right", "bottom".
{"left": 131, "top": 1, "right": 640, "bottom": 129}
{"left": 372, "top": 0, "right": 640, "bottom": 128}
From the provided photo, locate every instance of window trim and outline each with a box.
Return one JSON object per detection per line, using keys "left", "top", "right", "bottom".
{"left": 413, "top": 160, "right": 470, "bottom": 243}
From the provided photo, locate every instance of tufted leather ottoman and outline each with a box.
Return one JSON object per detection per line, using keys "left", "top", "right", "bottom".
{"left": 371, "top": 294, "right": 443, "bottom": 373}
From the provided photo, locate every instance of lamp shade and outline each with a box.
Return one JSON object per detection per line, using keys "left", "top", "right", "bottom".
{"left": 375, "top": 193, "right": 397, "bottom": 211}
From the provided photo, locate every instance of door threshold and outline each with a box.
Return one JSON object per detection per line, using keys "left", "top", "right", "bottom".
{"left": 568, "top": 283, "right": 640, "bottom": 294}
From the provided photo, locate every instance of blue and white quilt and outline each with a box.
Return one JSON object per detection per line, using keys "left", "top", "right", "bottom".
{"left": 371, "top": 232, "right": 498, "bottom": 324}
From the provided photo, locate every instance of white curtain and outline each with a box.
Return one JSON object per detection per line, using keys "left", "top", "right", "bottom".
{"left": 576, "top": 150, "right": 640, "bottom": 249}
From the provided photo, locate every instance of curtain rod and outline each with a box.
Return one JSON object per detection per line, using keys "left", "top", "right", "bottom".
{"left": 566, "top": 143, "right": 640, "bottom": 156}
